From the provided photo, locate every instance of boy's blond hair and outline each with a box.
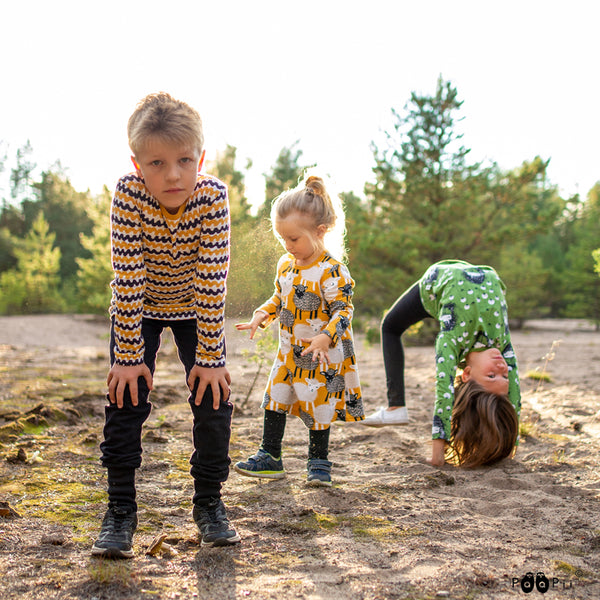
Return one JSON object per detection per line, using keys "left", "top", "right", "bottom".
{"left": 127, "top": 92, "right": 204, "bottom": 156}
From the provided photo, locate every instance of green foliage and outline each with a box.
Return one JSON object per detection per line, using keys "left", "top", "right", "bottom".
{"left": 29, "top": 169, "right": 94, "bottom": 281}
{"left": 257, "top": 141, "right": 311, "bottom": 221}
{"left": 359, "top": 77, "right": 565, "bottom": 319}
{"left": 9, "top": 140, "right": 36, "bottom": 201}
{"left": 497, "top": 241, "right": 549, "bottom": 327}
{"left": 225, "top": 143, "right": 311, "bottom": 317}
{"left": 0, "top": 225, "right": 17, "bottom": 272}
{"left": 0, "top": 212, "right": 65, "bottom": 314}
{"left": 76, "top": 187, "right": 113, "bottom": 314}
{"left": 206, "top": 144, "right": 253, "bottom": 225}
{"left": 561, "top": 184, "right": 600, "bottom": 325}
{"left": 1, "top": 96, "right": 597, "bottom": 325}
{"left": 593, "top": 247, "right": 600, "bottom": 276}
{"left": 203, "top": 145, "right": 281, "bottom": 317}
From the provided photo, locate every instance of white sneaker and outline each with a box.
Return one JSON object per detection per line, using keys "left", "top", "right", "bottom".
{"left": 361, "top": 406, "right": 409, "bottom": 427}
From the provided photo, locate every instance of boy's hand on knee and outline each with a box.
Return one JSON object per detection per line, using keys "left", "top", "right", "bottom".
{"left": 188, "top": 366, "right": 231, "bottom": 409}
{"left": 107, "top": 364, "right": 153, "bottom": 409}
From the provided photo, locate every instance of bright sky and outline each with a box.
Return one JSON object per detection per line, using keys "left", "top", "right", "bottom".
{"left": 1, "top": 0, "right": 598, "bottom": 207}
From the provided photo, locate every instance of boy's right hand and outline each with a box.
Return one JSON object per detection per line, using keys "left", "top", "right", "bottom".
{"left": 235, "top": 311, "right": 267, "bottom": 340}
{"left": 107, "top": 363, "right": 153, "bottom": 409}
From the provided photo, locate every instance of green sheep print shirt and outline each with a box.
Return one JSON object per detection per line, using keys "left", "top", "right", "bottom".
{"left": 418, "top": 260, "right": 521, "bottom": 441}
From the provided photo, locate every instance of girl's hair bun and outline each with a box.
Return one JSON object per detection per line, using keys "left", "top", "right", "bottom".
{"left": 305, "top": 176, "right": 326, "bottom": 197}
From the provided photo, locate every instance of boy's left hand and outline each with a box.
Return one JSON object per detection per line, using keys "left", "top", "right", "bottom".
{"left": 301, "top": 333, "right": 332, "bottom": 365}
{"left": 188, "top": 365, "right": 231, "bottom": 409}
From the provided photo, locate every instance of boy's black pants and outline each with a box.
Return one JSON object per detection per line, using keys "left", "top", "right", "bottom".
{"left": 100, "top": 318, "right": 233, "bottom": 510}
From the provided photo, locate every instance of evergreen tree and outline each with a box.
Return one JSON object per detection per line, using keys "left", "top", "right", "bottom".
{"left": 257, "top": 142, "right": 310, "bottom": 221}
{"left": 497, "top": 241, "right": 549, "bottom": 327}
{"left": 10, "top": 141, "right": 36, "bottom": 202}
{"left": 206, "top": 145, "right": 253, "bottom": 226}
{"left": 362, "top": 77, "right": 564, "bottom": 318}
{"left": 530, "top": 192, "right": 581, "bottom": 316}
{"left": 561, "top": 183, "right": 600, "bottom": 326}
{"left": 593, "top": 247, "right": 600, "bottom": 277}
{"left": 76, "top": 187, "right": 113, "bottom": 314}
{"left": 0, "top": 212, "right": 64, "bottom": 314}
{"left": 0, "top": 142, "right": 36, "bottom": 273}
{"left": 27, "top": 169, "right": 95, "bottom": 282}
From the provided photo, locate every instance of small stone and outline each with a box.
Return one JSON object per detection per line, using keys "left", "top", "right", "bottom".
{"left": 0, "top": 502, "right": 21, "bottom": 519}
{"left": 41, "top": 533, "right": 66, "bottom": 545}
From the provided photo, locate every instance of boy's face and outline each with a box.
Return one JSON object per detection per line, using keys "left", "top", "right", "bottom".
{"left": 133, "top": 136, "right": 201, "bottom": 214}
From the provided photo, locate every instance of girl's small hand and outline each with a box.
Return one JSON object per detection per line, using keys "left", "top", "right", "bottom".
{"left": 427, "top": 439, "right": 447, "bottom": 467}
{"left": 235, "top": 312, "right": 267, "bottom": 339}
{"left": 301, "top": 333, "right": 331, "bottom": 365}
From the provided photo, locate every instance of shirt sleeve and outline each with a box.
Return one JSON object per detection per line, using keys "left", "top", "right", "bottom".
{"left": 431, "top": 332, "right": 460, "bottom": 441}
{"left": 322, "top": 263, "right": 355, "bottom": 346}
{"left": 502, "top": 338, "right": 521, "bottom": 428}
{"left": 110, "top": 176, "right": 147, "bottom": 366}
{"left": 193, "top": 180, "right": 230, "bottom": 368}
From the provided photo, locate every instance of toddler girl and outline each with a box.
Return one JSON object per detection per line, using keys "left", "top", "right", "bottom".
{"left": 234, "top": 174, "right": 364, "bottom": 486}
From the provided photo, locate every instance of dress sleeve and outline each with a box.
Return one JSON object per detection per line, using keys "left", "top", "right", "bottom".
{"left": 193, "top": 180, "right": 230, "bottom": 368}
{"left": 110, "top": 176, "right": 146, "bottom": 366}
{"left": 322, "top": 263, "right": 355, "bottom": 346}
{"left": 431, "top": 333, "right": 460, "bottom": 441}
{"left": 503, "top": 338, "right": 521, "bottom": 427}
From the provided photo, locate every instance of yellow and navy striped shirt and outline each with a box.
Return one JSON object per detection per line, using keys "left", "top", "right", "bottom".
{"left": 109, "top": 172, "right": 230, "bottom": 368}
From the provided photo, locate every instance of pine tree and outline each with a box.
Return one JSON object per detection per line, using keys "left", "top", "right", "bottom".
{"left": 0, "top": 212, "right": 64, "bottom": 314}
{"left": 76, "top": 187, "right": 113, "bottom": 314}
{"left": 362, "top": 77, "right": 564, "bottom": 319}
{"left": 562, "top": 184, "right": 600, "bottom": 326}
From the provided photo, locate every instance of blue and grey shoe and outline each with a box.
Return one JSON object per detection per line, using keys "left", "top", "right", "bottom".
{"left": 234, "top": 449, "right": 285, "bottom": 479}
{"left": 306, "top": 459, "right": 332, "bottom": 487}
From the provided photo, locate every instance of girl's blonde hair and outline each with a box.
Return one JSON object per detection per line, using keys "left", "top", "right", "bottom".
{"left": 446, "top": 378, "right": 518, "bottom": 468}
{"left": 127, "top": 92, "right": 204, "bottom": 156}
{"left": 270, "top": 171, "right": 347, "bottom": 261}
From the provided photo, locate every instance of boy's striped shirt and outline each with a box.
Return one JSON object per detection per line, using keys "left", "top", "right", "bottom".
{"left": 109, "top": 172, "right": 230, "bottom": 368}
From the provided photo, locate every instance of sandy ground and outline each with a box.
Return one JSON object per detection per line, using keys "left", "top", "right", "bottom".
{"left": 0, "top": 314, "right": 599, "bottom": 599}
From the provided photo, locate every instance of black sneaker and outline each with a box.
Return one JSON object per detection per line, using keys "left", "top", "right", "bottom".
{"left": 91, "top": 506, "right": 138, "bottom": 559}
{"left": 193, "top": 498, "right": 240, "bottom": 547}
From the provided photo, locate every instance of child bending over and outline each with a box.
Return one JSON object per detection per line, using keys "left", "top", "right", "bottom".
{"left": 235, "top": 174, "right": 364, "bottom": 486}
{"left": 362, "top": 260, "right": 520, "bottom": 468}
{"left": 92, "top": 92, "right": 239, "bottom": 559}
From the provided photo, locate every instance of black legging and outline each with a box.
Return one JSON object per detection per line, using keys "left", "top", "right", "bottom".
{"left": 261, "top": 409, "right": 330, "bottom": 460}
{"left": 381, "top": 283, "right": 432, "bottom": 407}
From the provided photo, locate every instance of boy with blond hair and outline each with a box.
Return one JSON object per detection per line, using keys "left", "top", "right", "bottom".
{"left": 92, "top": 92, "right": 239, "bottom": 558}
